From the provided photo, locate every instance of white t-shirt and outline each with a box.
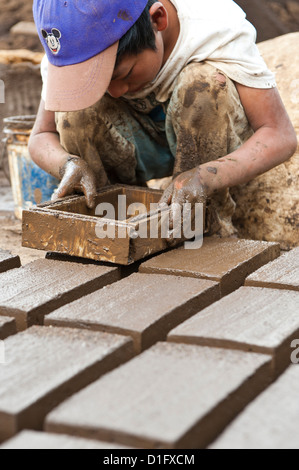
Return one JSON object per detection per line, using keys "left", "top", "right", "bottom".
{"left": 41, "top": 0, "right": 276, "bottom": 104}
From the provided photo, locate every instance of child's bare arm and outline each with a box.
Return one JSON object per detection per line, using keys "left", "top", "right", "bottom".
{"left": 29, "top": 100, "right": 97, "bottom": 208}
{"left": 28, "top": 99, "right": 69, "bottom": 179}
{"left": 160, "top": 86, "right": 297, "bottom": 207}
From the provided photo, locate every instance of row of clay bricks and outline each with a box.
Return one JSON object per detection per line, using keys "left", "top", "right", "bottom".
{"left": 0, "top": 239, "right": 298, "bottom": 448}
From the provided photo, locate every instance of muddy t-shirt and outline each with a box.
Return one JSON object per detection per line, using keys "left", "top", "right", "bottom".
{"left": 41, "top": 0, "right": 276, "bottom": 112}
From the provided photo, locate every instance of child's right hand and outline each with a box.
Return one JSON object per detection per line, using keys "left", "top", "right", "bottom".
{"left": 51, "top": 155, "right": 97, "bottom": 209}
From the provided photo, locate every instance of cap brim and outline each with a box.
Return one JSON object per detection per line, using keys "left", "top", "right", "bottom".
{"left": 45, "top": 41, "right": 118, "bottom": 112}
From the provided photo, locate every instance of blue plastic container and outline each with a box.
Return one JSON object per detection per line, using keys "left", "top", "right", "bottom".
{"left": 3, "top": 115, "right": 59, "bottom": 219}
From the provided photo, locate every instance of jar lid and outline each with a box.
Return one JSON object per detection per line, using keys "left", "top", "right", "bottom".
{"left": 3, "top": 115, "right": 36, "bottom": 131}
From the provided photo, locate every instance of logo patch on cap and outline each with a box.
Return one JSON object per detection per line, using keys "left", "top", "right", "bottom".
{"left": 41, "top": 28, "right": 62, "bottom": 55}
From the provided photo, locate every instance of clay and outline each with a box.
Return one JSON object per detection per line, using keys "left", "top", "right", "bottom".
{"left": 45, "top": 342, "right": 271, "bottom": 449}
{"left": 45, "top": 273, "right": 220, "bottom": 353}
{"left": 0, "top": 430, "right": 132, "bottom": 449}
{"left": 0, "top": 258, "right": 120, "bottom": 330}
{"left": 245, "top": 247, "right": 299, "bottom": 291}
{"left": 0, "top": 249, "right": 21, "bottom": 274}
{"left": 139, "top": 237, "right": 280, "bottom": 296}
{"left": 258, "top": 33, "right": 298, "bottom": 130}
{"left": 168, "top": 286, "right": 299, "bottom": 378}
{"left": 0, "top": 316, "right": 16, "bottom": 340}
{"left": 210, "top": 365, "right": 299, "bottom": 449}
{"left": 0, "top": 325, "right": 134, "bottom": 442}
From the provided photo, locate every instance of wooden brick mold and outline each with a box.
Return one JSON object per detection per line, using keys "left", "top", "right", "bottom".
{"left": 45, "top": 273, "right": 220, "bottom": 353}
{"left": 168, "top": 286, "right": 299, "bottom": 379}
{"left": 0, "top": 258, "right": 120, "bottom": 330}
{"left": 45, "top": 342, "right": 271, "bottom": 449}
{"left": 245, "top": 246, "right": 299, "bottom": 291}
{"left": 139, "top": 238, "right": 280, "bottom": 296}
{"left": 0, "top": 430, "right": 131, "bottom": 449}
{"left": 210, "top": 365, "right": 299, "bottom": 449}
{"left": 0, "top": 249, "right": 21, "bottom": 274}
{"left": 0, "top": 326, "right": 134, "bottom": 442}
{"left": 22, "top": 185, "right": 187, "bottom": 265}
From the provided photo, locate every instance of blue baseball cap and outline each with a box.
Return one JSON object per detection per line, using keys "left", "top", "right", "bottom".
{"left": 33, "top": 0, "right": 148, "bottom": 111}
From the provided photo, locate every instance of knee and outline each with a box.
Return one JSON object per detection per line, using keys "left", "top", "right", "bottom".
{"left": 215, "top": 72, "right": 227, "bottom": 87}
{"left": 175, "top": 64, "right": 213, "bottom": 110}
{"left": 55, "top": 110, "right": 85, "bottom": 139}
{"left": 171, "top": 64, "right": 229, "bottom": 121}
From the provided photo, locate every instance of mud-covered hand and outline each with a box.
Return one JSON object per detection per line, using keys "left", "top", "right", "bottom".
{"left": 159, "top": 167, "right": 208, "bottom": 243}
{"left": 51, "top": 156, "right": 97, "bottom": 209}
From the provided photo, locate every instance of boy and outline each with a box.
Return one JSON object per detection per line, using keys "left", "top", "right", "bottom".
{"left": 29, "top": 0, "right": 297, "bottom": 239}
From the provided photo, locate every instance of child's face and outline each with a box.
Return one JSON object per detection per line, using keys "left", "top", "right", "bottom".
{"left": 107, "top": 33, "right": 165, "bottom": 98}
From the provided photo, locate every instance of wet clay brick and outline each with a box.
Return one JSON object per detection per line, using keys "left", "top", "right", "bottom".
{"left": 0, "top": 326, "right": 133, "bottom": 442}
{"left": 245, "top": 247, "right": 299, "bottom": 291}
{"left": 0, "top": 258, "right": 120, "bottom": 330}
{"left": 168, "top": 287, "right": 299, "bottom": 378}
{"left": 45, "top": 342, "right": 271, "bottom": 449}
{"left": 0, "top": 430, "right": 131, "bottom": 449}
{"left": 0, "top": 249, "right": 21, "bottom": 274}
{"left": 210, "top": 365, "right": 299, "bottom": 449}
{"left": 0, "top": 316, "right": 16, "bottom": 340}
{"left": 45, "top": 273, "right": 220, "bottom": 353}
{"left": 139, "top": 238, "right": 280, "bottom": 296}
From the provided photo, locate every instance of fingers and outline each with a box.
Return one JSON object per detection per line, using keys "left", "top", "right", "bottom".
{"left": 53, "top": 158, "right": 82, "bottom": 199}
{"left": 158, "top": 183, "right": 174, "bottom": 207}
{"left": 51, "top": 189, "right": 60, "bottom": 202}
{"left": 51, "top": 172, "right": 77, "bottom": 200}
{"left": 166, "top": 178, "right": 201, "bottom": 243}
{"left": 51, "top": 157, "right": 98, "bottom": 209}
{"left": 157, "top": 177, "right": 188, "bottom": 244}
{"left": 81, "top": 173, "right": 97, "bottom": 209}
{"left": 167, "top": 188, "right": 185, "bottom": 243}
